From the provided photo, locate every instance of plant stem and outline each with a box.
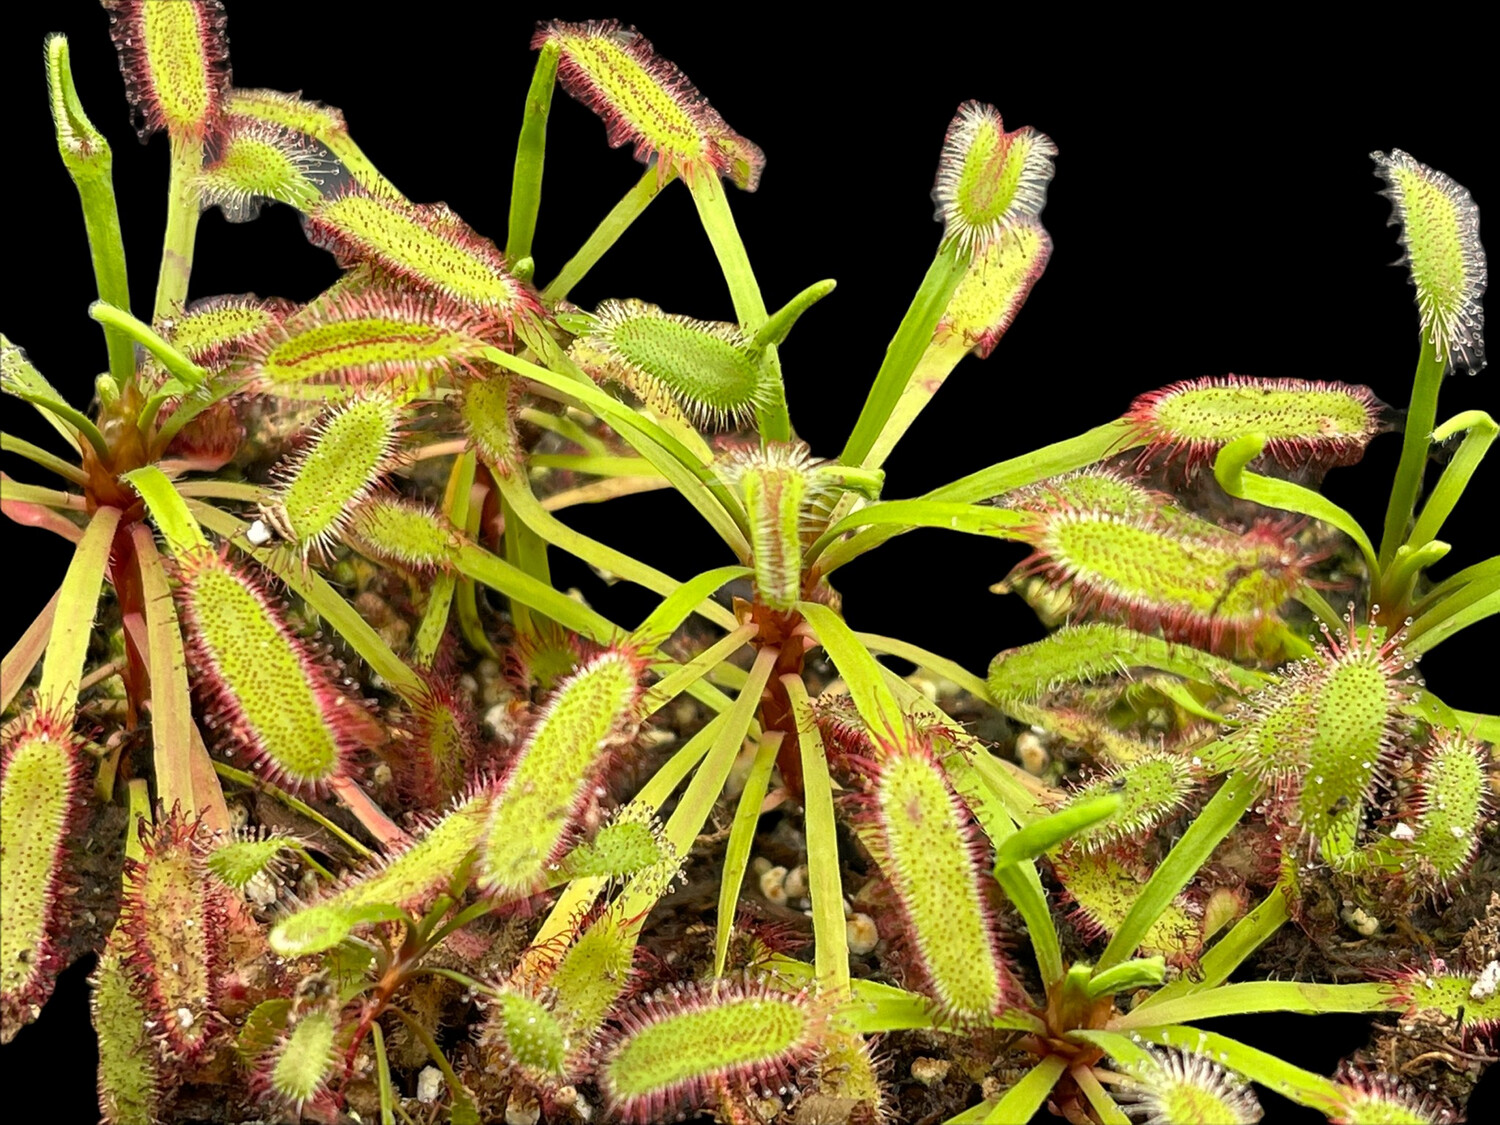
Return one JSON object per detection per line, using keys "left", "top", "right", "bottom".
{"left": 687, "top": 176, "right": 792, "bottom": 442}
{"left": 713, "top": 728, "right": 781, "bottom": 978}
{"left": 38, "top": 506, "right": 120, "bottom": 716}
{"left": 1378, "top": 337, "right": 1447, "bottom": 570}
{"left": 541, "top": 164, "right": 669, "bottom": 303}
{"left": 154, "top": 137, "right": 204, "bottom": 319}
{"left": 506, "top": 42, "right": 559, "bottom": 263}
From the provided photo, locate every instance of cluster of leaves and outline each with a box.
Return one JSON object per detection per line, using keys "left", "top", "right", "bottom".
{"left": 1, "top": 4, "right": 1495, "bottom": 1125}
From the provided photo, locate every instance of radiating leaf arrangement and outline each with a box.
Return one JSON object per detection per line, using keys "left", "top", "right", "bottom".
{"left": 1, "top": 4, "right": 1494, "bottom": 1124}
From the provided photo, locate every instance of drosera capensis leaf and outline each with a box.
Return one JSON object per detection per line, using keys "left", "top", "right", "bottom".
{"left": 304, "top": 188, "right": 542, "bottom": 326}
{"left": 482, "top": 987, "right": 570, "bottom": 1083}
{"left": 1388, "top": 962, "right": 1500, "bottom": 1037}
{"left": 102, "top": 0, "right": 230, "bottom": 141}
{"left": 1116, "top": 1043, "right": 1264, "bottom": 1125}
{"left": 595, "top": 977, "right": 824, "bottom": 1124}
{"left": 1060, "top": 754, "right": 1197, "bottom": 853}
{"left": 1000, "top": 464, "right": 1176, "bottom": 520}
{"left": 1373, "top": 149, "right": 1487, "bottom": 374}
{"left": 1008, "top": 506, "right": 1307, "bottom": 651}
{"left": 987, "top": 621, "right": 1267, "bottom": 705}
{"left": 91, "top": 927, "right": 161, "bottom": 1125}
{"left": 254, "top": 1005, "right": 343, "bottom": 1115}
{"left": 197, "top": 117, "right": 335, "bottom": 222}
{"left": 225, "top": 86, "right": 394, "bottom": 194}
{"left": 569, "top": 298, "right": 769, "bottom": 429}
{"left": 0, "top": 708, "right": 86, "bottom": 1044}
{"left": 203, "top": 828, "right": 297, "bottom": 892}
{"left": 456, "top": 373, "right": 523, "bottom": 477}
{"left": 160, "top": 293, "right": 295, "bottom": 371}
{"left": 858, "top": 731, "right": 1015, "bottom": 1023}
{"left": 247, "top": 289, "right": 496, "bottom": 394}
{"left": 390, "top": 674, "right": 479, "bottom": 807}
{"left": 174, "top": 548, "right": 367, "bottom": 793}
{"left": 1401, "top": 731, "right": 1490, "bottom": 890}
{"left": 1125, "top": 376, "right": 1385, "bottom": 473}
{"left": 345, "top": 495, "right": 461, "bottom": 573}
{"left": 1328, "top": 1064, "right": 1459, "bottom": 1125}
{"left": 269, "top": 791, "right": 492, "bottom": 954}
{"left": 933, "top": 217, "right": 1052, "bottom": 358}
{"left": 537, "top": 21, "right": 764, "bottom": 191}
{"left": 260, "top": 390, "right": 405, "bottom": 559}
{"left": 1052, "top": 848, "right": 1206, "bottom": 966}
{"left": 561, "top": 804, "right": 675, "bottom": 883}
{"left": 931, "top": 101, "right": 1057, "bottom": 254}
{"left": 478, "top": 645, "right": 645, "bottom": 898}
{"left": 1208, "top": 613, "right": 1418, "bottom": 860}
{"left": 117, "top": 811, "right": 230, "bottom": 1061}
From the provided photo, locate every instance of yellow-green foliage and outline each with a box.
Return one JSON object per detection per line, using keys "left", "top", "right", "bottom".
{"left": 486, "top": 989, "right": 569, "bottom": 1080}
{"left": 91, "top": 932, "right": 161, "bottom": 1125}
{"left": 263, "top": 392, "right": 404, "bottom": 557}
{"left": 198, "top": 120, "right": 328, "bottom": 221}
{"left": 1054, "top": 849, "right": 1204, "bottom": 965}
{"left": 571, "top": 299, "right": 766, "bottom": 429}
{"left": 871, "top": 742, "right": 1007, "bottom": 1021}
{"left": 267, "top": 1008, "right": 340, "bottom": 1109}
{"left": 479, "top": 648, "right": 641, "bottom": 897}
{"left": 109, "top": 0, "right": 226, "bottom": 140}
{"left": 1122, "top": 1046, "right": 1262, "bottom": 1125}
{"left": 347, "top": 496, "right": 460, "bottom": 571}
{"left": 935, "top": 218, "right": 1051, "bottom": 357}
{"left": 177, "top": 551, "right": 357, "bottom": 790}
{"left": 932, "top": 101, "right": 1055, "bottom": 253}
{"left": 458, "top": 374, "right": 522, "bottom": 475}
{"left": 1064, "top": 753, "right": 1195, "bottom": 852}
{"left": 0, "top": 713, "right": 80, "bottom": 1043}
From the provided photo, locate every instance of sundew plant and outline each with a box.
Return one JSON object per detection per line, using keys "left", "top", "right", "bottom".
{"left": 1, "top": 5, "right": 1497, "bottom": 1125}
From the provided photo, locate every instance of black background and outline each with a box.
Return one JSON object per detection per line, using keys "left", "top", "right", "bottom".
{"left": 2, "top": 4, "right": 1495, "bottom": 1121}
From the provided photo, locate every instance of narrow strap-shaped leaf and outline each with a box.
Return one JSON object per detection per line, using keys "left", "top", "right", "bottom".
{"left": 1097, "top": 771, "right": 1257, "bottom": 971}
{"left": 992, "top": 795, "right": 1120, "bottom": 870}
{"left": 786, "top": 674, "right": 851, "bottom": 998}
{"left": 496, "top": 471, "right": 739, "bottom": 631}
{"left": 0, "top": 335, "right": 84, "bottom": 453}
{"left": 1072, "top": 1064, "right": 1131, "bottom": 1125}
{"left": 90, "top": 302, "right": 207, "bottom": 389}
{"left": 856, "top": 631, "right": 992, "bottom": 702}
{"left": 948, "top": 1055, "right": 1067, "bottom": 1124}
{"left": 412, "top": 451, "right": 474, "bottom": 667}
{"left": 39, "top": 505, "right": 120, "bottom": 715}
{"left": 615, "top": 648, "right": 779, "bottom": 925}
{"left": 1, "top": 475, "right": 86, "bottom": 511}
{"left": 712, "top": 727, "right": 780, "bottom": 978}
{"left": 1454, "top": 709, "right": 1500, "bottom": 741}
{"left": 1406, "top": 409, "right": 1496, "bottom": 551}
{"left": 371, "top": 1022, "right": 396, "bottom": 1125}
{"left": 642, "top": 623, "right": 757, "bottom": 716}
{"left": 131, "top": 524, "right": 228, "bottom": 830}
{"left": 541, "top": 164, "right": 671, "bottom": 304}
{"left": 454, "top": 540, "right": 621, "bottom": 646}
{"left": 842, "top": 242, "right": 969, "bottom": 468}
{"left": 1, "top": 432, "right": 87, "bottom": 486}
{"left": 632, "top": 564, "right": 751, "bottom": 647}
{"left": 799, "top": 601, "right": 908, "bottom": 747}
{"left": 2, "top": 589, "right": 59, "bottom": 712}
{"left": 1406, "top": 587, "right": 1499, "bottom": 654}
{"left": 1133, "top": 885, "right": 1289, "bottom": 1010}
{"left": 122, "top": 466, "right": 209, "bottom": 556}
{"left": 506, "top": 40, "right": 559, "bottom": 261}
{"left": 1215, "top": 434, "right": 1378, "bottom": 578}
{"left": 810, "top": 500, "right": 1027, "bottom": 573}
{"left": 1412, "top": 554, "right": 1499, "bottom": 615}
{"left": 1114, "top": 980, "right": 1396, "bottom": 1029}
{"left": 1, "top": 382, "right": 108, "bottom": 460}
{"left": 1380, "top": 338, "right": 1447, "bottom": 569}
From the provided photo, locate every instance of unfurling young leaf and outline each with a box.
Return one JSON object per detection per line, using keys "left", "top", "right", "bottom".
{"left": 1125, "top": 376, "right": 1385, "bottom": 473}
{"left": 117, "top": 812, "right": 230, "bottom": 1060}
{"left": 537, "top": 20, "right": 764, "bottom": 190}
{"left": 931, "top": 101, "right": 1056, "bottom": 254}
{"left": 103, "top": 0, "right": 230, "bottom": 141}
{"left": 260, "top": 391, "right": 405, "bottom": 558}
{"left": 478, "top": 646, "right": 645, "bottom": 898}
{"left": 197, "top": 118, "right": 335, "bottom": 222}
{"left": 1328, "top": 1064, "right": 1457, "bottom": 1125}
{"left": 0, "top": 710, "right": 86, "bottom": 1043}
{"left": 175, "top": 549, "right": 366, "bottom": 791}
{"left": 570, "top": 299, "right": 769, "bottom": 429}
{"left": 1116, "top": 1044, "right": 1264, "bottom": 1125}
{"left": 860, "top": 734, "right": 1014, "bottom": 1022}
{"left": 304, "top": 188, "right": 541, "bottom": 325}
{"left": 247, "top": 289, "right": 496, "bottom": 394}
{"left": 1373, "top": 150, "right": 1487, "bottom": 374}
{"left": 596, "top": 978, "right": 823, "bottom": 1123}
{"left": 718, "top": 442, "right": 830, "bottom": 611}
